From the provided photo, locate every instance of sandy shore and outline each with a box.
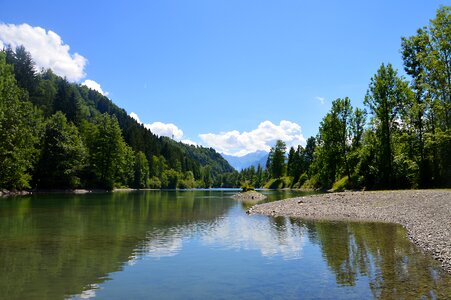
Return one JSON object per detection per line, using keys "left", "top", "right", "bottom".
{"left": 248, "top": 190, "right": 451, "bottom": 273}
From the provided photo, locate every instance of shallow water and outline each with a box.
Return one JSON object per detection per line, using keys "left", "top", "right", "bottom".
{"left": 0, "top": 190, "right": 449, "bottom": 299}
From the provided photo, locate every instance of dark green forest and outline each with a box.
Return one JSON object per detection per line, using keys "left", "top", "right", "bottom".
{"left": 232, "top": 6, "right": 450, "bottom": 191}
{"left": 0, "top": 46, "right": 234, "bottom": 190}
{"left": 0, "top": 6, "right": 449, "bottom": 192}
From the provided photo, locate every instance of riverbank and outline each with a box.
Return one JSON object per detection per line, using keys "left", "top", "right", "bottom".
{"left": 248, "top": 189, "right": 451, "bottom": 274}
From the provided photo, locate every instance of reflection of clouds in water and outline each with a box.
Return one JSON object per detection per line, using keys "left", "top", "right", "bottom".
{"left": 140, "top": 235, "right": 183, "bottom": 258}
{"left": 126, "top": 209, "right": 305, "bottom": 263}
{"left": 202, "top": 212, "right": 305, "bottom": 260}
{"left": 71, "top": 284, "right": 99, "bottom": 299}
{"left": 135, "top": 227, "right": 186, "bottom": 259}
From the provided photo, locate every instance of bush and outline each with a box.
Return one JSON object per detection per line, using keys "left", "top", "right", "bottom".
{"left": 332, "top": 176, "right": 349, "bottom": 192}
{"left": 301, "top": 177, "right": 319, "bottom": 190}
{"left": 148, "top": 176, "right": 161, "bottom": 189}
{"left": 240, "top": 181, "right": 255, "bottom": 192}
{"left": 264, "top": 176, "right": 292, "bottom": 189}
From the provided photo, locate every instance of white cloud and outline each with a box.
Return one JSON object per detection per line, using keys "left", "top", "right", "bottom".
{"left": 146, "top": 122, "right": 184, "bottom": 140}
{"left": 129, "top": 112, "right": 189, "bottom": 141}
{"left": 82, "top": 79, "right": 108, "bottom": 96}
{"left": 316, "top": 96, "right": 325, "bottom": 105}
{"left": 199, "top": 120, "right": 306, "bottom": 157}
{"left": 0, "top": 23, "right": 87, "bottom": 81}
{"left": 181, "top": 139, "right": 197, "bottom": 146}
{"left": 129, "top": 112, "right": 141, "bottom": 123}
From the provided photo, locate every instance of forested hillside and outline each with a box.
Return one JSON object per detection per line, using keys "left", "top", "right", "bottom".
{"left": 0, "top": 47, "right": 233, "bottom": 190}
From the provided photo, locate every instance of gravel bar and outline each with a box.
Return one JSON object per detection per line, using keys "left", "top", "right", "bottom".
{"left": 248, "top": 190, "right": 451, "bottom": 273}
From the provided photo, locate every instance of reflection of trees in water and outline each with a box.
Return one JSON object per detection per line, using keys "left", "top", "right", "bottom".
{"left": 301, "top": 220, "right": 451, "bottom": 299}
{"left": 0, "top": 191, "right": 234, "bottom": 300}
{"left": 1, "top": 192, "right": 449, "bottom": 300}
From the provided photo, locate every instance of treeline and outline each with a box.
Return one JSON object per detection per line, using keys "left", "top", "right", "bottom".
{"left": 0, "top": 47, "right": 234, "bottom": 191}
{"left": 228, "top": 6, "right": 451, "bottom": 191}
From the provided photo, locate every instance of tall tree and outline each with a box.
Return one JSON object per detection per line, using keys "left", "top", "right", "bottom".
{"left": 134, "top": 151, "right": 150, "bottom": 188}
{"left": 364, "top": 64, "right": 411, "bottom": 188}
{"left": 5, "top": 45, "right": 38, "bottom": 94}
{"left": 303, "top": 136, "right": 316, "bottom": 175}
{"left": 269, "top": 140, "right": 287, "bottom": 179}
{"left": 0, "top": 52, "right": 43, "bottom": 189}
{"left": 401, "top": 6, "right": 451, "bottom": 186}
{"left": 35, "top": 112, "right": 87, "bottom": 188}
{"left": 84, "top": 114, "right": 128, "bottom": 189}
{"left": 311, "top": 98, "right": 365, "bottom": 189}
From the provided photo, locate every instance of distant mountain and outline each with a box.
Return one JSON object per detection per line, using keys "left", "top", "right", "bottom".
{"left": 222, "top": 150, "right": 269, "bottom": 171}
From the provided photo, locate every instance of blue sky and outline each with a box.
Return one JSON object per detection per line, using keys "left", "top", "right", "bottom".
{"left": 0, "top": 0, "right": 446, "bottom": 156}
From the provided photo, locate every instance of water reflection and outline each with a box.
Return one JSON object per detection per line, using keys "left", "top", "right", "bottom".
{"left": 0, "top": 191, "right": 234, "bottom": 300}
{"left": 0, "top": 191, "right": 449, "bottom": 300}
{"left": 203, "top": 208, "right": 305, "bottom": 259}
{"left": 302, "top": 220, "right": 451, "bottom": 299}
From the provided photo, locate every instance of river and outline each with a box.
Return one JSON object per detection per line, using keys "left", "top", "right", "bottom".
{"left": 0, "top": 190, "right": 449, "bottom": 299}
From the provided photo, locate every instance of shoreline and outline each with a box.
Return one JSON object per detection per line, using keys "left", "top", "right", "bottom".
{"left": 0, "top": 188, "right": 163, "bottom": 197}
{"left": 248, "top": 189, "right": 451, "bottom": 274}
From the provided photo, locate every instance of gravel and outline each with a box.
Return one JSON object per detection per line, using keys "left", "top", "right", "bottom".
{"left": 248, "top": 189, "right": 451, "bottom": 273}
{"left": 232, "top": 191, "right": 267, "bottom": 201}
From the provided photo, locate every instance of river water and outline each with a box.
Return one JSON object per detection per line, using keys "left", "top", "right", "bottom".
{"left": 0, "top": 190, "right": 449, "bottom": 299}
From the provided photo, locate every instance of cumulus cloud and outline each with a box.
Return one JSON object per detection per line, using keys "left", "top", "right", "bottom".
{"left": 146, "top": 122, "right": 184, "bottom": 140}
{"left": 199, "top": 120, "right": 306, "bottom": 157}
{"left": 129, "top": 112, "right": 141, "bottom": 123}
{"left": 316, "top": 96, "right": 325, "bottom": 105}
{"left": 0, "top": 23, "right": 87, "bottom": 81}
{"left": 82, "top": 79, "right": 108, "bottom": 96}
{"left": 129, "top": 112, "right": 191, "bottom": 142}
{"left": 181, "top": 139, "right": 197, "bottom": 146}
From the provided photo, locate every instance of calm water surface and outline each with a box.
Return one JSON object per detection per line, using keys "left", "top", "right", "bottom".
{"left": 0, "top": 190, "right": 449, "bottom": 299}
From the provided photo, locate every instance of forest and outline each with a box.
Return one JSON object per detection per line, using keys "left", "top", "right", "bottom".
{"left": 227, "top": 6, "right": 450, "bottom": 191}
{"left": 0, "top": 46, "right": 234, "bottom": 190}
{"left": 0, "top": 6, "right": 449, "bottom": 192}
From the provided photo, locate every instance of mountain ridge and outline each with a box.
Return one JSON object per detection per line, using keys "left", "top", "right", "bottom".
{"left": 222, "top": 150, "right": 268, "bottom": 171}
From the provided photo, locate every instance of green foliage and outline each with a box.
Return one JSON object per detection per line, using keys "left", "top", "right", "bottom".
{"left": 401, "top": 5, "right": 451, "bottom": 187}
{"left": 161, "top": 169, "right": 179, "bottom": 189}
{"left": 148, "top": 176, "right": 162, "bottom": 189}
{"left": 364, "top": 64, "right": 412, "bottom": 188}
{"left": 267, "top": 140, "right": 286, "bottom": 179}
{"left": 83, "top": 114, "right": 129, "bottom": 189}
{"left": 0, "top": 52, "right": 43, "bottom": 189}
{"left": 134, "top": 151, "right": 150, "bottom": 189}
{"left": 240, "top": 181, "right": 255, "bottom": 192}
{"left": 0, "top": 46, "right": 235, "bottom": 190}
{"left": 1, "top": 7, "right": 450, "bottom": 192}
{"left": 311, "top": 98, "right": 365, "bottom": 189}
{"left": 293, "top": 173, "right": 309, "bottom": 189}
{"left": 36, "top": 112, "right": 87, "bottom": 188}
{"left": 332, "top": 176, "right": 350, "bottom": 192}
{"left": 265, "top": 176, "right": 291, "bottom": 189}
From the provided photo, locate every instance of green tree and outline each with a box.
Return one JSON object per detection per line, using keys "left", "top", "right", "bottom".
{"left": 269, "top": 140, "right": 286, "bottom": 178}
{"left": 303, "top": 136, "right": 316, "bottom": 175}
{"left": 134, "top": 151, "right": 150, "bottom": 188}
{"left": 401, "top": 6, "right": 451, "bottom": 186}
{"left": 0, "top": 52, "right": 43, "bottom": 189}
{"left": 364, "top": 64, "right": 411, "bottom": 188}
{"left": 5, "top": 45, "right": 38, "bottom": 94}
{"left": 85, "top": 113, "right": 128, "bottom": 189}
{"left": 35, "top": 112, "right": 87, "bottom": 188}
{"left": 311, "top": 98, "right": 365, "bottom": 189}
